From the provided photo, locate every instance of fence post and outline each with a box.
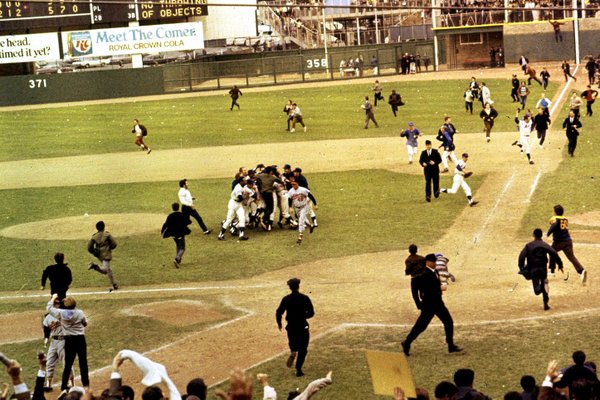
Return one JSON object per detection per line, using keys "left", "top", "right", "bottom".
{"left": 301, "top": 55, "right": 306, "bottom": 82}
{"left": 216, "top": 61, "right": 221, "bottom": 89}
{"left": 246, "top": 73, "right": 249, "bottom": 87}
{"left": 273, "top": 58, "right": 277, "bottom": 84}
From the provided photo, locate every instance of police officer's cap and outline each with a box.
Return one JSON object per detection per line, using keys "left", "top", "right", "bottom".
{"left": 287, "top": 278, "right": 301, "bottom": 289}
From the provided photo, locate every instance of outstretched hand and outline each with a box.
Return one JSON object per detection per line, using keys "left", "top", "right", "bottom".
{"left": 393, "top": 387, "right": 405, "bottom": 400}
{"left": 546, "top": 360, "right": 559, "bottom": 381}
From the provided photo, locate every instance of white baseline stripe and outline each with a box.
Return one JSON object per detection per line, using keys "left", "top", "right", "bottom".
{"left": 0, "top": 284, "right": 278, "bottom": 301}
{"left": 473, "top": 171, "right": 516, "bottom": 244}
{"left": 525, "top": 170, "right": 542, "bottom": 203}
{"left": 549, "top": 64, "right": 579, "bottom": 118}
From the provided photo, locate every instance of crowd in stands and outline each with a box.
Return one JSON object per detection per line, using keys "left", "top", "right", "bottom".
{"left": 2, "top": 342, "right": 599, "bottom": 400}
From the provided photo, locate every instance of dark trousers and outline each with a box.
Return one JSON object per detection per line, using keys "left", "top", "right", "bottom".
{"left": 552, "top": 240, "right": 584, "bottom": 273}
{"left": 390, "top": 104, "right": 398, "bottom": 117}
{"left": 424, "top": 171, "right": 440, "bottom": 200}
{"left": 287, "top": 326, "right": 309, "bottom": 372}
{"left": 543, "top": 79, "right": 549, "bottom": 90}
{"left": 484, "top": 120, "right": 494, "bottom": 137}
{"left": 405, "top": 303, "right": 454, "bottom": 347}
{"left": 566, "top": 133, "right": 578, "bottom": 155}
{"left": 465, "top": 101, "right": 473, "bottom": 114}
{"left": 261, "top": 191, "right": 274, "bottom": 225}
{"left": 532, "top": 268, "right": 549, "bottom": 307}
{"left": 230, "top": 99, "right": 240, "bottom": 110}
{"left": 537, "top": 130, "right": 547, "bottom": 146}
{"left": 528, "top": 76, "right": 542, "bottom": 86}
{"left": 174, "top": 237, "right": 185, "bottom": 262}
{"left": 374, "top": 93, "right": 383, "bottom": 106}
{"left": 511, "top": 88, "right": 519, "bottom": 101}
{"left": 586, "top": 100, "right": 594, "bottom": 116}
{"left": 182, "top": 205, "right": 208, "bottom": 232}
{"left": 62, "top": 335, "right": 88, "bottom": 390}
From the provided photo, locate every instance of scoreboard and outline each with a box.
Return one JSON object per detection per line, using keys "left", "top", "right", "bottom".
{"left": 0, "top": 0, "right": 208, "bottom": 30}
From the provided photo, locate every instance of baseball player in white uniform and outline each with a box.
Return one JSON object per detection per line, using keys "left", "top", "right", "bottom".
{"left": 440, "top": 153, "right": 478, "bottom": 207}
{"left": 513, "top": 110, "right": 535, "bottom": 165}
{"left": 287, "top": 180, "right": 314, "bottom": 244}
{"left": 43, "top": 299, "right": 74, "bottom": 389}
{"left": 218, "top": 180, "right": 256, "bottom": 241}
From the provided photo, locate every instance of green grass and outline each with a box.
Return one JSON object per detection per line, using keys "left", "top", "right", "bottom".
{"left": 519, "top": 102, "right": 600, "bottom": 237}
{"left": 210, "top": 315, "right": 600, "bottom": 399}
{"left": 0, "top": 79, "right": 553, "bottom": 162}
{"left": 0, "top": 170, "right": 482, "bottom": 291}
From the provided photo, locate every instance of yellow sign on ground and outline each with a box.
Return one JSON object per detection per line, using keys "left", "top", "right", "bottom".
{"left": 365, "top": 350, "right": 416, "bottom": 398}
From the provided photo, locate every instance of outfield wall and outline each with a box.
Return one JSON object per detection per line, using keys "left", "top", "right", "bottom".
{"left": 0, "top": 42, "right": 439, "bottom": 106}
{"left": 503, "top": 18, "right": 600, "bottom": 62}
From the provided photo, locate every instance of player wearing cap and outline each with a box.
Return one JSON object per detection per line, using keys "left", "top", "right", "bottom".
{"left": 287, "top": 180, "right": 314, "bottom": 245}
{"left": 400, "top": 122, "right": 420, "bottom": 164}
{"left": 513, "top": 110, "right": 535, "bottom": 165}
{"left": 547, "top": 204, "right": 587, "bottom": 284}
{"left": 218, "top": 179, "right": 256, "bottom": 241}
{"left": 276, "top": 278, "right": 315, "bottom": 377}
{"left": 440, "top": 153, "right": 478, "bottom": 207}
{"left": 293, "top": 168, "right": 318, "bottom": 228}
{"left": 436, "top": 117, "right": 459, "bottom": 173}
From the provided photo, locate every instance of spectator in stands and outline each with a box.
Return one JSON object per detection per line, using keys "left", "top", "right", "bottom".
{"left": 554, "top": 350, "right": 600, "bottom": 396}
{"left": 520, "top": 375, "right": 540, "bottom": 400}
{"left": 453, "top": 368, "right": 491, "bottom": 400}
{"left": 186, "top": 378, "right": 207, "bottom": 400}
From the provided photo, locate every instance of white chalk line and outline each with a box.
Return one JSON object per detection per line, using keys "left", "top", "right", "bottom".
{"left": 473, "top": 170, "right": 516, "bottom": 244}
{"left": 549, "top": 64, "right": 579, "bottom": 118}
{"left": 525, "top": 170, "right": 543, "bottom": 203}
{"left": 0, "top": 284, "right": 279, "bottom": 301}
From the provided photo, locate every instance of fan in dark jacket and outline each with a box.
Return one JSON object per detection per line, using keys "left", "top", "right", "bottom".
{"left": 161, "top": 202, "right": 192, "bottom": 268}
{"left": 40, "top": 253, "right": 72, "bottom": 299}
{"left": 518, "top": 228, "right": 563, "bottom": 310}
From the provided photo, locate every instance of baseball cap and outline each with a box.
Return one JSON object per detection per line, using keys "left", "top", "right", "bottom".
{"left": 283, "top": 164, "right": 291, "bottom": 169}
{"left": 293, "top": 167, "right": 302, "bottom": 173}
{"left": 287, "top": 278, "right": 301, "bottom": 289}
{"left": 408, "top": 121, "right": 414, "bottom": 126}
{"left": 462, "top": 153, "right": 469, "bottom": 158}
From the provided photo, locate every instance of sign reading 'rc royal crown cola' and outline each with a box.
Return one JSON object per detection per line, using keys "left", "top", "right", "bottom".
{"left": 67, "top": 32, "right": 93, "bottom": 57}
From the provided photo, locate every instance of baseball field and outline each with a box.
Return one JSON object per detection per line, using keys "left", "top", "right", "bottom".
{"left": 0, "top": 64, "right": 599, "bottom": 399}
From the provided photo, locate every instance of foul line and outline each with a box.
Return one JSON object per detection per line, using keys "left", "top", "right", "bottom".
{"left": 525, "top": 170, "right": 542, "bottom": 203}
{"left": 549, "top": 64, "right": 579, "bottom": 118}
{"left": 0, "top": 284, "right": 279, "bottom": 301}
{"left": 473, "top": 170, "right": 516, "bottom": 244}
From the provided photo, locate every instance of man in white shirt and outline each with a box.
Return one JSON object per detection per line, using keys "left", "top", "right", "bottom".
{"left": 178, "top": 179, "right": 211, "bottom": 235}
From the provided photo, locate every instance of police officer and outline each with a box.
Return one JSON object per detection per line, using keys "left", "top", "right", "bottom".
{"left": 276, "top": 278, "right": 315, "bottom": 377}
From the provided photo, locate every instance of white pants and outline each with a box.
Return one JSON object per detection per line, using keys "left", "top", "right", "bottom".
{"left": 222, "top": 200, "right": 245, "bottom": 229}
{"left": 295, "top": 205, "right": 309, "bottom": 233}
{"left": 447, "top": 174, "right": 472, "bottom": 197}
{"left": 406, "top": 145, "right": 418, "bottom": 162}
{"left": 46, "top": 338, "right": 67, "bottom": 378}
{"left": 520, "top": 133, "right": 531, "bottom": 154}
{"left": 276, "top": 189, "right": 291, "bottom": 220}
{"left": 442, "top": 150, "right": 458, "bottom": 169}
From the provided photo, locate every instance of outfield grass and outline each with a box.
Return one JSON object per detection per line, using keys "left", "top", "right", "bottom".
{"left": 519, "top": 102, "right": 600, "bottom": 237}
{"left": 0, "top": 79, "right": 553, "bottom": 162}
{"left": 0, "top": 170, "right": 482, "bottom": 291}
{"left": 210, "top": 314, "right": 600, "bottom": 399}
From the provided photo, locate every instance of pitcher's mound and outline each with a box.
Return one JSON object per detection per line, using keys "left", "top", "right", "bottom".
{"left": 121, "top": 300, "right": 226, "bottom": 327}
{"left": 0, "top": 213, "right": 166, "bottom": 240}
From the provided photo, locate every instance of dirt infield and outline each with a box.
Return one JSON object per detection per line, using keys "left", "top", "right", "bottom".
{"left": 121, "top": 300, "right": 227, "bottom": 327}
{"left": 0, "top": 311, "right": 45, "bottom": 345}
{"left": 2, "top": 64, "right": 599, "bottom": 395}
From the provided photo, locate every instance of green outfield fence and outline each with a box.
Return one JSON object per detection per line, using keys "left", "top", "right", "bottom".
{"left": 0, "top": 42, "right": 440, "bottom": 107}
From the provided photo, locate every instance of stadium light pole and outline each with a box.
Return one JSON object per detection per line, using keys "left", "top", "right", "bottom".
{"left": 431, "top": 0, "right": 439, "bottom": 71}
{"left": 572, "top": 0, "right": 580, "bottom": 64}
{"left": 322, "top": 5, "right": 330, "bottom": 76}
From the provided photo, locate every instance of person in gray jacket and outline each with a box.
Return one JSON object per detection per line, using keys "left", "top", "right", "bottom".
{"left": 518, "top": 228, "right": 563, "bottom": 311}
{"left": 87, "top": 220, "right": 119, "bottom": 291}
{"left": 46, "top": 295, "right": 88, "bottom": 392}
